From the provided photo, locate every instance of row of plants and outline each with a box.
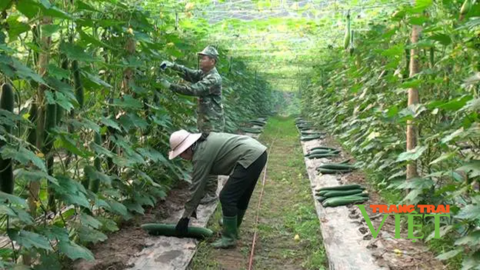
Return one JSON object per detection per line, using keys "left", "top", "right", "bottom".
{"left": 300, "top": 0, "right": 480, "bottom": 269}
{"left": 0, "top": 0, "right": 277, "bottom": 268}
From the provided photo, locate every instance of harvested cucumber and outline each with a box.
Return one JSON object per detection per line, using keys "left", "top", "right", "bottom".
{"left": 323, "top": 195, "right": 367, "bottom": 207}
{"left": 309, "top": 146, "right": 338, "bottom": 152}
{"left": 317, "top": 163, "right": 356, "bottom": 170}
{"left": 323, "top": 189, "right": 365, "bottom": 198}
{"left": 301, "top": 135, "right": 322, "bottom": 141}
{"left": 317, "top": 168, "right": 352, "bottom": 174}
{"left": 141, "top": 223, "right": 213, "bottom": 239}
{"left": 316, "top": 184, "right": 363, "bottom": 192}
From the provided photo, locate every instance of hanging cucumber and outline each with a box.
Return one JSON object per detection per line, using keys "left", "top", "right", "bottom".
{"left": 45, "top": 103, "right": 57, "bottom": 212}
{"left": 460, "top": 0, "right": 471, "bottom": 21}
{"left": 90, "top": 132, "right": 103, "bottom": 193}
{"left": 72, "top": 60, "right": 84, "bottom": 109}
{"left": 344, "top": 13, "right": 351, "bottom": 50}
{"left": 0, "top": 83, "right": 15, "bottom": 194}
{"left": 349, "top": 30, "right": 355, "bottom": 55}
{"left": 56, "top": 56, "right": 69, "bottom": 125}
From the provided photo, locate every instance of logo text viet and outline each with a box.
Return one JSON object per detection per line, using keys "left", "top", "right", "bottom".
{"left": 357, "top": 205, "right": 451, "bottom": 242}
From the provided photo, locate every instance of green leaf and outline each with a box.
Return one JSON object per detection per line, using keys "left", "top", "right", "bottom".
{"left": 400, "top": 79, "right": 422, "bottom": 89}
{"left": 41, "top": 24, "right": 60, "bottom": 37}
{"left": 0, "top": 145, "right": 46, "bottom": 172}
{"left": 11, "top": 58, "right": 46, "bottom": 84}
{"left": 84, "top": 166, "right": 111, "bottom": 185}
{"left": 429, "top": 34, "right": 451, "bottom": 46}
{"left": 402, "top": 189, "right": 423, "bottom": 204}
{"left": 61, "top": 193, "right": 90, "bottom": 208}
{"left": 462, "top": 251, "right": 480, "bottom": 270}
{"left": 76, "top": 225, "right": 107, "bottom": 244}
{"left": 461, "top": 98, "right": 480, "bottom": 112}
{"left": 16, "top": 169, "right": 59, "bottom": 185}
{"left": 0, "top": 0, "right": 12, "bottom": 10}
{"left": 16, "top": 0, "right": 41, "bottom": 19}
{"left": 58, "top": 241, "right": 94, "bottom": 261}
{"left": 80, "top": 213, "right": 102, "bottom": 229}
{"left": 47, "top": 64, "right": 70, "bottom": 80}
{"left": 7, "top": 19, "right": 31, "bottom": 41}
{"left": 7, "top": 230, "right": 52, "bottom": 251}
{"left": 75, "top": 0, "right": 99, "bottom": 12}
{"left": 58, "top": 134, "right": 89, "bottom": 158}
{"left": 96, "top": 216, "right": 119, "bottom": 232}
{"left": 137, "top": 148, "right": 167, "bottom": 163}
{"left": 430, "top": 152, "right": 456, "bottom": 165}
{"left": 84, "top": 72, "right": 113, "bottom": 88}
{"left": 59, "top": 43, "right": 98, "bottom": 62}
{"left": 0, "top": 192, "right": 27, "bottom": 207}
{"left": 100, "top": 117, "right": 120, "bottom": 131}
{"left": 457, "top": 161, "right": 480, "bottom": 178}
{"left": 113, "top": 95, "right": 143, "bottom": 109}
{"left": 436, "top": 248, "right": 462, "bottom": 261}
{"left": 90, "top": 142, "right": 114, "bottom": 158}
{"left": 124, "top": 201, "right": 144, "bottom": 214}
{"left": 441, "top": 128, "right": 466, "bottom": 144}
{"left": 107, "top": 200, "right": 129, "bottom": 217}
{"left": 455, "top": 205, "right": 480, "bottom": 220}
{"left": 39, "top": 226, "right": 69, "bottom": 242}
{"left": 396, "top": 146, "right": 427, "bottom": 162}
{"left": 396, "top": 177, "right": 434, "bottom": 190}
{"left": 410, "top": 0, "right": 433, "bottom": 13}
{"left": 455, "top": 230, "right": 480, "bottom": 247}
{"left": 426, "top": 225, "right": 452, "bottom": 242}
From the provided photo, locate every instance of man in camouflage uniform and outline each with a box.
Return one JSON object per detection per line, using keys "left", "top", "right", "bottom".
{"left": 160, "top": 45, "right": 225, "bottom": 204}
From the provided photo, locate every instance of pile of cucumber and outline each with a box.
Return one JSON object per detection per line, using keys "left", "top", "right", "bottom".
{"left": 141, "top": 223, "right": 213, "bottom": 239}
{"left": 316, "top": 161, "right": 357, "bottom": 174}
{"left": 314, "top": 184, "right": 368, "bottom": 207}
{"left": 249, "top": 119, "right": 267, "bottom": 126}
{"left": 295, "top": 118, "right": 313, "bottom": 131}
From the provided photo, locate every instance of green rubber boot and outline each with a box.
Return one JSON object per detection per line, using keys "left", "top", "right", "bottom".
{"left": 212, "top": 216, "right": 237, "bottom": 249}
{"left": 236, "top": 209, "right": 246, "bottom": 239}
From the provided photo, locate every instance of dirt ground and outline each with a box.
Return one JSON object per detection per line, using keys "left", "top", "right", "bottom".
{"left": 322, "top": 135, "right": 446, "bottom": 270}
{"left": 68, "top": 181, "right": 191, "bottom": 270}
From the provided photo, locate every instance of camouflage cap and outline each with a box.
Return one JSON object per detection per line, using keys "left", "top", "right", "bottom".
{"left": 198, "top": 45, "right": 219, "bottom": 60}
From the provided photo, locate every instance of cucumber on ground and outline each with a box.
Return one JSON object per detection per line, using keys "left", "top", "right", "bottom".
{"left": 316, "top": 184, "right": 363, "bottom": 192}
{"left": 310, "top": 146, "right": 338, "bottom": 152}
{"left": 309, "top": 149, "right": 340, "bottom": 155}
{"left": 301, "top": 135, "right": 322, "bottom": 141}
{"left": 317, "top": 168, "right": 351, "bottom": 174}
{"left": 317, "top": 163, "right": 356, "bottom": 170}
{"left": 141, "top": 223, "right": 213, "bottom": 239}
{"left": 323, "top": 189, "right": 366, "bottom": 198}
{"left": 316, "top": 196, "right": 327, "bottom": 202}
{"left": 323, "top": 195, "right": 367, "bottom": 207}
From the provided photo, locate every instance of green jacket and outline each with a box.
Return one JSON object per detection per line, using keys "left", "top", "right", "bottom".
{"left": 183, "top": 132, "right": 267, "bottom": 218}
{"left": 170, "top": 64, "right": 225, "bottom": 133}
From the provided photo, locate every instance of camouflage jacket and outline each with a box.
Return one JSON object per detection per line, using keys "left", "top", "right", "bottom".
{"left": 169, "top": 64, "right": 225, "bottom": 133}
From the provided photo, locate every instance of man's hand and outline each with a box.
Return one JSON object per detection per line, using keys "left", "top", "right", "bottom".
{"left": 160, "top": 78, "right": 171, "bottom": 89}
{"left": 160, "top": 60, "right": 173, "bottom": 70}
{"left": 175, "top": 217, "right": 189, "bottom": 236}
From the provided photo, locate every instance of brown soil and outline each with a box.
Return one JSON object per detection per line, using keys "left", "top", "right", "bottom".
{"left": 68, "top": 182, "right": 191, "bottom": 270}
{"left": 322, "top": 135, "right": 446, "bottom": 270}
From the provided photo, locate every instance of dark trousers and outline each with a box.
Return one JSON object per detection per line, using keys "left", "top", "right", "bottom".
{"left": 220, "top": 151, "right": 268, "bottom": 217}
